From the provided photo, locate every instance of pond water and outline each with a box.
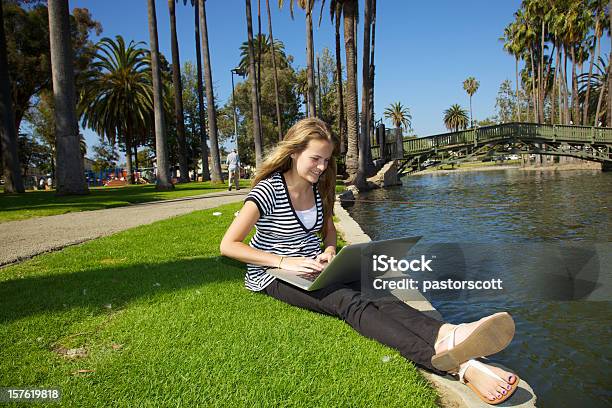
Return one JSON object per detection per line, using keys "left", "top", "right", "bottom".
{"left": 343, "top": 168, "right": 612, "bottom": 408}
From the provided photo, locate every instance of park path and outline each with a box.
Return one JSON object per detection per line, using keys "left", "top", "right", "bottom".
{"left": 0, "top": 190, "right": 249, "bottom": 267}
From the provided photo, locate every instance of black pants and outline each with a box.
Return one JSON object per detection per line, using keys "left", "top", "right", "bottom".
{"left": 262, "top": 279, "right": 446, "bottom": 375}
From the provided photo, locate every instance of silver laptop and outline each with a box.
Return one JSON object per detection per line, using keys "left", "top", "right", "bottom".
{"left": 266, "top": 236, "right": 422, "bottom": 291}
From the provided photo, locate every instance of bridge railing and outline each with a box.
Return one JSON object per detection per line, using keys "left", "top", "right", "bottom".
{"left": 398, "top": 122, "right": 612, "bottom": 155}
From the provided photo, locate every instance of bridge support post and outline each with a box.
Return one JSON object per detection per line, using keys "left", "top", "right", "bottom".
{"left": 602, "top": 162, "right": 612, "bottom": 172}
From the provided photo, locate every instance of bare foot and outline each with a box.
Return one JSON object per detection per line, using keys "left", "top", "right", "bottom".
{"left": 434, "top": 312, "right": 510, "bottom": 355}
{"left": 461, "top": 361, "right": 518, "bottom": 402}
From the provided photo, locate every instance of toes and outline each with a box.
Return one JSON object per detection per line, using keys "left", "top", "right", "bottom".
{"left": 486, "top": 392, "right": 497, "bottom": 401}
{"left": 507, "top": 374, "right": 516, "bottom": 384}
{"left": 496, "top": 385, "right": 508, "bottom": 396}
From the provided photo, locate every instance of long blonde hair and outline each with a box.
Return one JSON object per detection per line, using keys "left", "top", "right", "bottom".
{"left": 252, "top": 118, "right": 338, "bottom": 239}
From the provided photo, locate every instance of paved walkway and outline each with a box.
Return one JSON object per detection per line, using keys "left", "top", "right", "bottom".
{"left": 0, "top": 190, "right": 249, "bottom": 267}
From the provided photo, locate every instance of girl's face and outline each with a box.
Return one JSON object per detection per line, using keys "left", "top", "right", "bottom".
{"left": 291, "top": 139, "right": 334, "bottom": 184}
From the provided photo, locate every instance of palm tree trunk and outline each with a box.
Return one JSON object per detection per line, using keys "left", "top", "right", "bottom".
{"left": 317, "top": 56, "right": 323, "bottom": 114}
{"left": 542, "top": 42, "right": 556, "bottom": 124}
{"left": 48, "top": 0, "right": 88, "bottom": 195}
{"left": 334, "top": 10, "right": 345, "bottom": 154}
{"left": 256, "top": 0, "right": 263, "bottom": 135}
{"left": 305, "top": 1, "right": 316, "bottom": 118}
{"left": 551, "top": 45, "right": 560, "bottom": 124}
{"left": 530, "top": 49, "right": 537, "bottom": 122}
{"left": 265, "top": 0, "right": 283, "bottom": 142}
{"left": 0, "top": 0, "right": 24, "bottom": 193}
{"left": 538, "top": 19, "right": 545, "bottom": 123}
{"left": 343, "top": 0, "right": 358, "bottom": 180}
{"left": 608, "top": 0, "right": 612, "bottom": 125}
{"left": 571, "top": 47, "right": 579, "bottom": 124}
{"left": 595, "top": 61, "right": 608, "bottom": 125}
{"left": 193, "top": 0, "right": 210, "bottom": 181}
{"left": 124, "top": 124, "right": 134, "bottom": 185}
{"left": 562, "top": 49, "right": 570, "bottom": 124}
{"left": 168, "top": 0, "right": 189, "bottom": 183}
{"left": 469, "top": 95, "right": 473, "bottom": 127}
{"left": 147, "top": 0, "right": 173, "bottom": 190}
{"left": 583, "top": 18, "right": 600, "bottom": 125}
{"left": 199, "top": 0, "right": 223, "bottom": 182}
{"left": 246, "top": 0, "right": 263, "bottom": 168}
{"left": 133, "top": 142, "right": 138, "bottom": 172}
{"left": 369, "top": 0, "right": 377, "bottom": 150}
{"left": 356, "top": 0, "right": 373, "bottom": 188}
{"left": 515, "top": 56, "right": 521, "bottom": 121}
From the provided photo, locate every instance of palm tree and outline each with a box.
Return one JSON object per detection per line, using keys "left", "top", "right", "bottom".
{"left": 462, "top": 76, "right": 479, "bottom": 128}
{"left": 78, "top": 36, "right": 152, "bottom": 185}
{"left": 384, "top": 102, "right": 412, "bottom": 133}
{"left": 279, "top": 0, "right": 317, "bottom": 118}
{"left": 266, "top": 0, "right": 283, "bottom": 141}
{"left": 246, "top": 0, "right": 263, "bottom": 168}
{"left": 443, "top": 104, "right": 469, "bottom": 132}
{"left": 189, "top": 0, "right": 210, "bottom": 181}
{"left": 198, "top": 0, "right": 223, "bottom": 182}
{"left": 384, "top": 102, "right": 411, "bottom": 160}
{"left": 0, "top": 0, "right": 24, "bottom": 193}
{"left": 238, "top": 34, "right": 287, "bottom": 73}
{"left": 147, "top": 0, "right": 173, "bottom": 190}
{"left": 168, "top": 0, "right": 189, "bottom": 182}
{"left": 48, "top": 0, "right": 88, "bottom": 194}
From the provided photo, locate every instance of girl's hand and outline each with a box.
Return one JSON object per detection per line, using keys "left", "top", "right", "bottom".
{"left": 315, "top": 250, "right": 335, "bottom": 265}
{"left": 280, "top": 257, "right": 325, "bottom": 273}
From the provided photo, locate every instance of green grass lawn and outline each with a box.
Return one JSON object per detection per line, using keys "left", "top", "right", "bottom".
{"left": 0, "top": 203, "right": 438, "bottom": 407}
{"left": 0, "top": 179, "right": 251, "bottom": 223}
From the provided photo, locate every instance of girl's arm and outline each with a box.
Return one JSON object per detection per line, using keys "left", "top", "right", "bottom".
{"left": 220, "top": 201, "right": 325, "bottom": 272}
{"left": 315, "top": 217, "right": 337, "bottom": 264}
{"left": 322, "top": 216, "right": 337, "bottom": 255}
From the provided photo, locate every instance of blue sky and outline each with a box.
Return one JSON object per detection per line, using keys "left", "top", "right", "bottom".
{"left": 67, "top": 0, "right": 606, "bottom": 156}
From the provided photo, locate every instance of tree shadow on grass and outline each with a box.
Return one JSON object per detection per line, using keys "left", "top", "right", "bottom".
{"left": 0, "top": 256, "right": 246, "bottom": 324}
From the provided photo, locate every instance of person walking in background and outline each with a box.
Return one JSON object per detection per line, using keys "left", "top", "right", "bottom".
{"left": 226, "top": 149, "right": 240, "bottom": 191}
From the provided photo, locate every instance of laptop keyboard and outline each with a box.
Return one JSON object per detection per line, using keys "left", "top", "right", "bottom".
{"left": 296, "top": 271, "right": 322, "bottom": 282}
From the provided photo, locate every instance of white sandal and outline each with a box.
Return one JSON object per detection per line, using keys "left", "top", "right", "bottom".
{"left": 458, "top": 359, "right": 520, "bottom": 405}
{"left": 431, "top": 312, "right": 515, "bottom": 372}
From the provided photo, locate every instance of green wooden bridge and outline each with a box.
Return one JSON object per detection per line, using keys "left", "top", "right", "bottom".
{"left": 370, "top": 122, "right": 612, "bottom": 175}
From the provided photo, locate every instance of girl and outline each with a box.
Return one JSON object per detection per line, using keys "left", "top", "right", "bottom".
{"left": 220, "top": 118, "right": 520, "bottom": 405}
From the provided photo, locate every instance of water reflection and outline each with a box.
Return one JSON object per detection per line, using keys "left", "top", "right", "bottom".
{"left": 345, "top": 169, "right": 612, "bottom": 408}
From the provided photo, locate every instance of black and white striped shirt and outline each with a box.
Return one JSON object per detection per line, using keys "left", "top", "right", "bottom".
{"left": 243, "top": 171, "right": 324, "bottom": 291}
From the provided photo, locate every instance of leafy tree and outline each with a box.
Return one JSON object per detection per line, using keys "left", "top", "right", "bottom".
{"left": 495, "top": 79, "right": 517, "bottom": 123}
{"left": 91, "top": 140, "right": 118, "bottom": 173}
{"left": 222, "top": 46, "right": 302, "bottom": 166}
{"left": 443, "top": 104, "right": 469, "bottom": 132}
{"left": 18, "top": 132, "right": 51, "bottom": 178}
{"left": 4, "top": 2, "right": 100, "bottom": 136}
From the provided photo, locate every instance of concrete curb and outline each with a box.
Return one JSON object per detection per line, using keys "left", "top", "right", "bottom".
{"left": 334, "top": 199, "right": 537, "bottom": 408}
